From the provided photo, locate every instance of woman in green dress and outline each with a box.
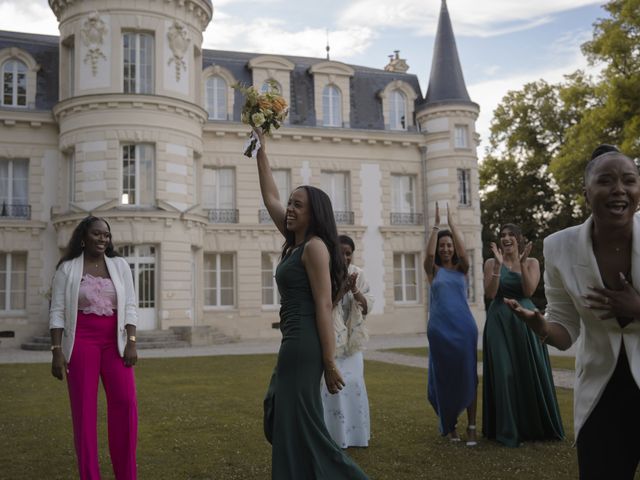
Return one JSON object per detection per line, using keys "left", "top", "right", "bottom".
{"left": 254, "top": 129, "right": 369, "bottom": 479}
{"left": 482, "top": 224, "right": 564, "bottom": 447}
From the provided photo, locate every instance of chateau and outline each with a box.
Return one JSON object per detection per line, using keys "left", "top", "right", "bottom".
{"left": 0, "top": 0, "right": 483, "bottom": 346}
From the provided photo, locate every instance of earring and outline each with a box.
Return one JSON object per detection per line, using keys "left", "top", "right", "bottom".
{"left": 81, "top": 241, "right": 85, "bottom": 248}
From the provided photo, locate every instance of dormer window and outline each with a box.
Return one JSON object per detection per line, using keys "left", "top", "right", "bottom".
{"left": 206, "top": 75, "right": 227, "bottom": 120}
{"left": 2, "top": 60, "right": 27, "bottom": 107}
{"left": 322, "top": 85, "right": 342, "bottom": 127}
{"left": 389, "top": 90, "right": 407, "bottom": 130}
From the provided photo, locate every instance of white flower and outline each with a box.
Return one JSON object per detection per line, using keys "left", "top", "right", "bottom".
{"left": 251, "top": 112, "right": 266, "bottom": 127}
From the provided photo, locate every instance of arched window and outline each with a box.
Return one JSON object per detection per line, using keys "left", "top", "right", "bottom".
{"left": 206, "top": 75, "right": 227, "bottom": 120}
{"left": 389, "top": 90, "right": 406, "bottom": 130}
{"left": 2, "top": 59, "right": 27, "bottom": 107}
{"left": 322, "top": 85, "right": 342, "bottom": 127}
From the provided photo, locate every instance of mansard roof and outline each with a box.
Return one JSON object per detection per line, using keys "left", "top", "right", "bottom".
{"left": 0, "top": 31, "right": 59, "bottom": 110}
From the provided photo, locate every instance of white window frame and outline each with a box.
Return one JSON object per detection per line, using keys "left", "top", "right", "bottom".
{"left": 389, "top": 90, "right": 407, "bottom": 130}
{"left": 391, "top": 174, "right": 416, "bottom": 214}
{"left": 457, "top": 168, "right": 472, "bottom": 207}
{"left": 202, "top": 167, "right": 235, "bottom": 210}
{"left": 2, "top": 59, "right": 27, "bottom": 107}
{"left": 0, "top": 158, "right": 28, "bottom": 218}
{"left": 394, "top": 253, "right": 419, "bottom": 304}
{"left": 321, "top": 171, "right": 350, "bottom": 212}
{"left": 205, "top": 75, "right": 227, "bottom": 120}
{"left": 123, "top": 32, "right": 154, "bottom": 94}
{"left": 0, "top": 252, "right": 27, "bottom": 312}
{"left": 261, "top": 252, "right": 280, "bottom": 308}
{"left": 121, "top": 245, "right": 156, "bottom": 309}
{"left": 204, "top": 253, "right": 235, "bottom": 308}
{"left": 322, "top": 84, "right": 342, "bottom": 127}
{"left": 454, "top": 125, "right": 469, "bottom": 149}
{"left": 121, "top": 144, "right": 155, "bottom": 207}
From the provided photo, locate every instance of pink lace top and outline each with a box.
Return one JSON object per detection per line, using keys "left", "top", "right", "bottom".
{"left": 78, "top": 274, "right": 116, "bottom": 316}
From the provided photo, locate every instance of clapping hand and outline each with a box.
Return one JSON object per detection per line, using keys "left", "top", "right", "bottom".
{"left": 519, "top": 240, "right": 533, "bottom": 264}
{"left": 490, "top": 242, "right": 503, "bottom": 265}
{"left": 434, "top": 201, "right": 441, "bottom": 227}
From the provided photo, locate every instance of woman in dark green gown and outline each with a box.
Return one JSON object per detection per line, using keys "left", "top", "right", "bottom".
{"left": 255, "top": 129, "right": 369, "bottom": 479}
{"left": 482, "top": 224, "right": 564, "bottom": 447}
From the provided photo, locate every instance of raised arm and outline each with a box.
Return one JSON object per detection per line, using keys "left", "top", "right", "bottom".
{"left": 254, "top": 128, "right": 286, "bottom": 236}
{"left": 446, "top": 204, "right": 469, "bottom": 273}
{"left": 518, "top": 242, "right": 540, "bottom": 298}
{"left": 303, "top": 237, "right": 345, "bottom": 394}
{"left": 423, "top": 202, "right": 441, "bottom": 284}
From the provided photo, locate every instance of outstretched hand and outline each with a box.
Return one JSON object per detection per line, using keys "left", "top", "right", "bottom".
{"left": 519, "top": 240, "right": 533, "bottom": 264}
{"left": 503, "top": 298, "right": 537, "bottom": 321}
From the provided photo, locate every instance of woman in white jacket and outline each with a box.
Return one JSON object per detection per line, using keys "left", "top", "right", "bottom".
{"left": 50, "top": 216, "right": 139, "bottom": 480}
{"left": 321, "top": 234, "right": 374, "bottom": 448}
{"left": 506, "top": 145, "right": 640, "bottom": 479}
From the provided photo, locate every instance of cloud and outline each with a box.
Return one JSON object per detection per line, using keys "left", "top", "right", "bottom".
{"left": 0, "top": 0, "right": 58, "bottom": 35}
{"left": 469, "top": 45, "right": 596, "bottom": 153}
{"left": 339, "top": 0, "right": 602, "bottom": 37}
{"left": 204, "top": 15, "right": 375, "bottom": 59}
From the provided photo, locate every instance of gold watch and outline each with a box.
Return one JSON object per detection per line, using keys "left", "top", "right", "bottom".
{"left": 50, "top": 344, "right": 61, "bottom": 351}
{"left": 128, "top": 335, "right": 136, "bottom": 343}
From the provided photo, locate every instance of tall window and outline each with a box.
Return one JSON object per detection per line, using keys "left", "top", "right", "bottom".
{"left": 457, "top": 168, "right": 472, "bottom": 207}
{"left": 68, "top": 151, "right": 76, "bottom": 205}
{"left": 204, "top": 253, "right": 235, "bottom": 307}
{"left": 394, "top": 253, "right": 418, "bottom": 303}
{"left": 63, "top": 36, "right": 75, "bottom": 98}
{"left": 2, "top": 59, "right": 27, "bottom": 107}
{"left": 0, "top": 158, "right": 29, "bottom": 218}
{"left": 202, "top": 167, "right": 237, "bottom": 223}
{"left": 321, "top": 171, "right": 351, "bottom": 224}
{"left": 260, "top": 169, "right": 290, "bottom": 223}
{"left": 121, "top": 144, "right": 154, "bottom": 206}
{"left": 389, "top": 90, "right": 406, "bottom": 130}
{"left": 322, "top": 85, "right": 342, "bottom": 127}
{"left": 206, "top": 75, "right": 227, "bottom": 120}
{"left": 392, "top": 174, "right": 416, "bottom": 213}
{"left": 454, "top": 125, "right": 469, "bottom": 148}
{"left": 123, "top": 32, "right": 154, "bottom": 94}
{"left": 262, "top": 252, "right": 280, "bottom": 307}
{"left": 121, "top": 245, "right": 156, "bottom": 309}
{"left": 0, "top": 252, "right": 26, "bottom": 311}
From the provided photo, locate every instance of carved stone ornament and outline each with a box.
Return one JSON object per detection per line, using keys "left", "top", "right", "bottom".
{"left": 81, "top": 12, "right": 108, "bottom": 76}
{"left": 167, "top": 22, "right": 190, "bottom": 82}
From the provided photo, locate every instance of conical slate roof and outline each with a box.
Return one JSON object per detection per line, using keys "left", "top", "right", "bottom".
{"left": 424, "top": 0, "right": 473, "bottom": 106}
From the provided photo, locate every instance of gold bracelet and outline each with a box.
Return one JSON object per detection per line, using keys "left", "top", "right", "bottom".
{"left": 50, "top": 345, "right": 61, "bottom": 351}
{"left": 492, "top": 273, "right": 500, "bottom": 277}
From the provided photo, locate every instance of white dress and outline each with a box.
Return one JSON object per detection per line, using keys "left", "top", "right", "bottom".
{"left": 320, "top": 280, "right": 371, "bottom": 448}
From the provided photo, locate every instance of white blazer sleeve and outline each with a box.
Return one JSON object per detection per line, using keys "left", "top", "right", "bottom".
{"left": 543, "top": 237, "right": 580, "bottom": 344}
{"left": 356, "top": 267, "right": 374, "bottom": 313}
{"left": 120, "top": 257, "right": 138, "bottom": 327}
{"left": 49, "top": 265, "right": 67, "bottom": 329}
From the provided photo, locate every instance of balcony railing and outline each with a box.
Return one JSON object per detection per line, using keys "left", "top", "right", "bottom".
{"left": 334, "top": 211, "right": 354, "bottom": 225}
{"left": 258, "top": 209, "right": 272, "bottom": 224}
{"left": 207, "top": 208, "right": 239, "bottom": 224}
{"left": 0, "top": 203, "right": 31, "bottom": 219}
{"left": 390, "top": 212, "right": 423, "bottom": 225}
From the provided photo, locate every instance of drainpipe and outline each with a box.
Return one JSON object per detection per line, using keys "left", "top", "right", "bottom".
{"left": 420, "top": 144, "right": 429, "bottom": 333}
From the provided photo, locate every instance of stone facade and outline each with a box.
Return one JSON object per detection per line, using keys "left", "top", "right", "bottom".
{"left": 0, "top": 0, "right": 484, "bottom": 347}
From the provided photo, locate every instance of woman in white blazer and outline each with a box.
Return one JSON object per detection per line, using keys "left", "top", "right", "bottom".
{"left": 506, "top": 145, "right": 640, "bottom": 479}
{"left": 50, "top": 216, "right": 139, "bottom": 480}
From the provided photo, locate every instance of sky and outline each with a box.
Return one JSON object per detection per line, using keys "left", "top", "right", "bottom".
{"left": 0, "top": 0, "right": 609, "bottom": 156}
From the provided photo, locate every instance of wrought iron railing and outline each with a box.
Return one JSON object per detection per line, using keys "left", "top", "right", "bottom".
{"left": 334, "top": 211, "right": 354, "bottom": 225}
{"left": 207, "top": 208, "right": 239, "bottom": 224}
{"left": 390, "top": 212, "right": 423, "bottom": 225}
{"left": 0, "top": 203, "right": 31, "bottom": 219}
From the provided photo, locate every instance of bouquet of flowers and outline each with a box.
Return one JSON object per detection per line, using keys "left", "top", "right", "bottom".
{"left": 234, "top": 81, "right": 289, "bottom": 157}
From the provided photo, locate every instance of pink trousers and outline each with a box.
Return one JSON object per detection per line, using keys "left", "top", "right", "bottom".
{"left": 67, "top": 312, "right": 137, "bottom": 480}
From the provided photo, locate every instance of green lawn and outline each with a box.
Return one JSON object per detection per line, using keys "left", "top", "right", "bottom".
{"left": 386, "top": 347, "right": 577, "bottom": 371}
{"left": 0, "top": 354, "right": 588, "bottom": 479}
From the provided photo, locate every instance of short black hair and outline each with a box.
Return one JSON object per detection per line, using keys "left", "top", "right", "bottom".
{"left": 583, "top": 144, "right": 636, "bottom": 183}
{"left": 338, "top": 234, "right": 355, "bottom": 252}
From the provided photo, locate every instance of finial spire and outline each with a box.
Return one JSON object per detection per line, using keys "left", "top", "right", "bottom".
{"left": 326, "top": 29, "right": 330, "bottom": 60}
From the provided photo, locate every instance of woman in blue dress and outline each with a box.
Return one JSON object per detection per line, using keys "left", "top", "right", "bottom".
{"left": 424, "top": 203, "right": 479, "bottom": 445}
